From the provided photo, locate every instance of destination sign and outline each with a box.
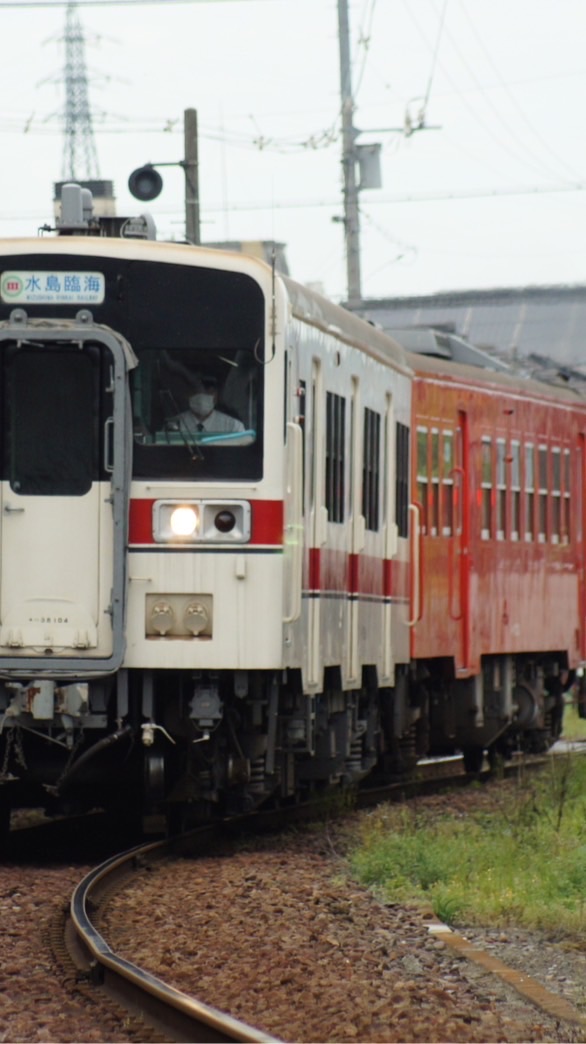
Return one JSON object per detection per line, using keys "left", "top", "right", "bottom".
{"left": 0, "top": 271, "right": 105, "bottom": 305}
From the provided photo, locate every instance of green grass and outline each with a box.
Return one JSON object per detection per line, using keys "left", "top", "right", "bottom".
{"left": 562, "top": 699, "right": 586, "bottom": 741}
{"left": 349, "top": 755, "right": 586, "bottom": 940}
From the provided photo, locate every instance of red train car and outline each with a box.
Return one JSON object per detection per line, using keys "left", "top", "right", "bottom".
{"left": 408, "top": 353, "right": 584, "bottom": 769}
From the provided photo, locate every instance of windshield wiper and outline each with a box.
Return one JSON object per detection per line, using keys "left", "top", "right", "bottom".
{"left": 160, "top": 389, "right": 204, "bottom": 462}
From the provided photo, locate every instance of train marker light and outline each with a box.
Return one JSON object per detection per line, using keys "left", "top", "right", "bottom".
{"left": 150, "top": 601, "right": 175, "bottom": 636}
{"left": 214, "top": 509, "right": 236, "bottom": 533}
{"left": 184, "top": 602, "right": 209, "bottom": 636}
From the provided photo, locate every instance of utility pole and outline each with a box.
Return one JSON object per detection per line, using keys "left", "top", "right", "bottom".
{"left": 337, "top": 0, "right": 362, "bottom": 306}
{"left": 183, "top": 108, "right": 200, "bottom": 245}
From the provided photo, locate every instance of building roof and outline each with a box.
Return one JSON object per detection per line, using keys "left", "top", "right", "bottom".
{"left": 354, "top": 284, "right": 586, "bottom": 368}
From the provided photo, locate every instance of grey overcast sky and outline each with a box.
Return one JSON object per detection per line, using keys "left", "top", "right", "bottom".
{"left": 0, "top": 0, "right": 584, "bottom": 302}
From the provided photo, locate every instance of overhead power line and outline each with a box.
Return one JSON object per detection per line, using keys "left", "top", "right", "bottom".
{"left": 0, "top": 0, "right": 269, "bottom": 7}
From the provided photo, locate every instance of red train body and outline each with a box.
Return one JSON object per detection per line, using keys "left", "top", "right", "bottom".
{"left": 409, "top": 354, "right": 582, "bottom": 768}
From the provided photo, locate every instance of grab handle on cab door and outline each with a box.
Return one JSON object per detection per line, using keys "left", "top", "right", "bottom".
{"left": 406, "top": 502, "right": 422, "bottom": 627}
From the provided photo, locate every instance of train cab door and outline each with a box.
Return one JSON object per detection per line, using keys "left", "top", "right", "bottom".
{"left": 0, "top": 315, "right": 134, "bottom": 676}
{"left": 451, "top": 410, "right": 471, "bottom": 673}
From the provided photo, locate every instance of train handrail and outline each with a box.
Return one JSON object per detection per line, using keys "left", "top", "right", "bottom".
{"left": 448, "top": 466, "right": 465, "bottom": 622}
{"left": 407, "top": 502, "right": 422, "bottom": 627}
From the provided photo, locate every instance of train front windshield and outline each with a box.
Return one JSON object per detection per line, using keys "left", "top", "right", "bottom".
{"left": 0, "top": 255, "right": 266, "bottom": 484}
{"left": 127, "top": 262, "right": 265, "bottom": 482}
{"left": 131, "top": 343, "right": 263, "bottom": 481}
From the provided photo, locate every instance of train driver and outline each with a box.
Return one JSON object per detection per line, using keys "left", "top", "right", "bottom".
{"left": 177, "top": 373, "right": 245, "bottom": 435}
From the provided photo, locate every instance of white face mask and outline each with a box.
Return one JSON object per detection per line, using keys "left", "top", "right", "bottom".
{"left": 189, "top": 393, "right": 214, "bottom": 418}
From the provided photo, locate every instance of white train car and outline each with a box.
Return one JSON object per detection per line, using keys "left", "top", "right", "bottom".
{"left": 0, "top": 186, "right": 416, "bottom": 827}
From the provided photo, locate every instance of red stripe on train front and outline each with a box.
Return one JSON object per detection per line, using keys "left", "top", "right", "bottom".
{"left": 128, "top": 499, "right": 284, "bottom": 546}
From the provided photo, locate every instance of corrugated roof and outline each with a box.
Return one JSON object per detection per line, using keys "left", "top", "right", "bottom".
{"left": 354, "top": 284, "right": 586, "bottom": 367}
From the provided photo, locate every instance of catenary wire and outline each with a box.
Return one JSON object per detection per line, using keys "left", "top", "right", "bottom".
{"left": 401, "top": 0, "right": 581, "bottom": 188}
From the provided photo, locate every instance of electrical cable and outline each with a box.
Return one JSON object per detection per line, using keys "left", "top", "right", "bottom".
{"left": 455, "top": 0, "right": 584, "bottom": 184}
{"left": 352, "top": 0, "right": 378, "bottom": 100}
{"left": 400, "top": 0, "right": 580, "bottom": 188}
{"left": 420, "top": 0, "right": 448, "bottom": 119}
{"left": 0, "top": 0, "right": 272, "bottom": 7}
{"left": 425, "top": 0, "right": 581, "bottom": 187}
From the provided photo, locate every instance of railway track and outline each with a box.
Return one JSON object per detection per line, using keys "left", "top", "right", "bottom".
{"left": 58, "top": 744, "right": 586, "bottom": 1043}
{"left": 66, "top": 832, "right": 279, "bottom": 1044}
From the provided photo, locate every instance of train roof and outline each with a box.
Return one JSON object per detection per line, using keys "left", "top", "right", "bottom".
{"left": 282, "top": 275, "right": 410, "bottom": 376}
{"left": 406, "top": 347, "right": 586, "bottom": 408}
{"left": 0, "top": 233, "right": 410, "bottom": 375}
{"left": 0, "top": 232, "right": 267, "bottom": 271}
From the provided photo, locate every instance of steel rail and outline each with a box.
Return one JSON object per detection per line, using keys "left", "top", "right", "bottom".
{"left": 66, "top": 741, "right": 586, "bottom": 1040}
{"left": 69, "top": 836, "right": 280, "bottom": 1044}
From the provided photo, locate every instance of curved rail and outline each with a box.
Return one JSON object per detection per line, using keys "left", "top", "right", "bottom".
{"left": 66, "top": 742, "right": 586, "bottom": 1040}
{"left": 69, "top": 836, "right": 280, "bottom": 1044}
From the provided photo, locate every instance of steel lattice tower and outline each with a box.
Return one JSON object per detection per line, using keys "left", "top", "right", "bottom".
{"left": 62, "top": 1, "right": 100, "bottom": 181}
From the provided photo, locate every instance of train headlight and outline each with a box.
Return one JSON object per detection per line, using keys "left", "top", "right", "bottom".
{"left": 153, "top": 501, "right": 201, "bottom": 542}
{"left": 153, "top": 500, "right": 250, "bottom": 543}
{"left": 170, "top": 506, "right": 199, "bottom": 537}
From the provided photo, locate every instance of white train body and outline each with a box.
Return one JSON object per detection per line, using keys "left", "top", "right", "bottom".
{"left": 0, "top": 213, "right": 415, "bottom": 821}
{"left": 5, "top": 188, "right": 568, "bottom": 826}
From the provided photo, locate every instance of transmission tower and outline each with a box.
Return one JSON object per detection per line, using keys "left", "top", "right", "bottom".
{"left": 62, "top": 0, "right": 100, "bottom": 181}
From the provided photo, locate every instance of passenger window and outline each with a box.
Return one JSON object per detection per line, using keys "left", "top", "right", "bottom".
{"left": 416, "top": 427, "right": 428, "bottom": 535}
{"left": 481, "top": 437, "right": 493, "bottom": 540}
{"left": 442, "top": 431, "right": 454, "bottom": 536}
{"left": 5, "top": 346, "right": 97, "bottom": 496}
{"left": 496, "top": 439, "right": 506, "bottom": 540}
{"left": 362, "top": 407, "right": 381, "bottom": 531}
{"left": 511, "top": 441, "right": 520, "bottom": 541}
{"left": 395, "top": 421, "right": 410, "bottom": 538}
{"left": 552, "top": 448, "right": 561, "bottom": 544}
{"left": 563, "top": 449, "right": 571, "bottom": 544}
{"left": 430, "top": 429, "right": 440, "bottom": 536}
{"left": 326, "top": 391, "right": 346, "bottom": 523}
{"left": 538, "top": 446, "right": 548, "bottom": 543}
{"left": 524, "top": 443, "right": 535, "bottom": 542}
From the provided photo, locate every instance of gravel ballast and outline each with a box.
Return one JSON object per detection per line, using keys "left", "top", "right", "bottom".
{"left": 101, "top": 822, "right": 586, "bottom": 1043}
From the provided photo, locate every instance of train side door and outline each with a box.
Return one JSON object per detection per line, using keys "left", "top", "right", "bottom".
{"left": 307, "top": 356, "right": 326, "bottom": 691}
{"left": 0, "top": 316, "right": 133, "bottom": 675}
{"left": 346, "top": 376, "right": 364, "bottom": 685}
{"left": 452, "top": 409, "right": 471, "bottom": 672}
{"left": 283, "top": 350, "right": 304, "bottom": 629}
